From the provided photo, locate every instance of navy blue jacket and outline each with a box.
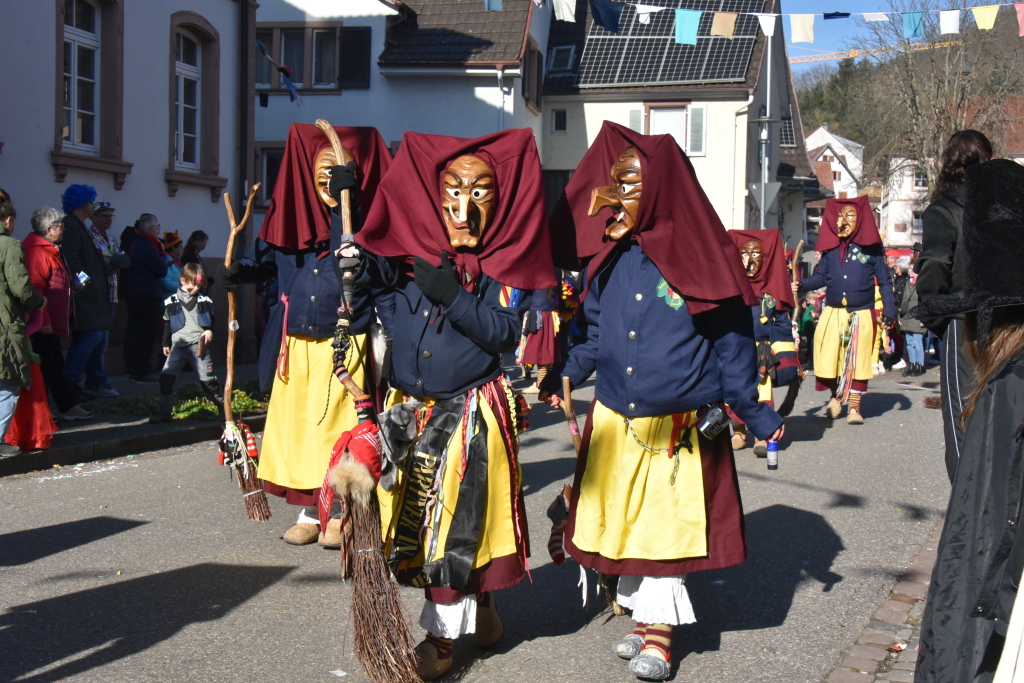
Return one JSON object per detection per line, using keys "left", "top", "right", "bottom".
{"left": 751, "top": 294, "right": 793, "bottom": 345}
{"left": 800, "top": 243, "right": 896, "bottom": 317}
{"left": 562, "top": 243, "right": 782, "bottom": 440}
{"left": 126, "top": 236, "right": 169, "bottom": 302}
{"left": 365, "top": 257, "right": 529, "bottom": 399}
{"left": 161, "top": 292, "right": 214, "bottom": 347}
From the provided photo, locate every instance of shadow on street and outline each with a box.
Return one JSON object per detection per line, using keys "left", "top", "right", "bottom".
{"left": 0, "top": 563, "right": 295, "bottom": 683}
{"left": 0, "top": 516, "right": 148, "bottom": 567}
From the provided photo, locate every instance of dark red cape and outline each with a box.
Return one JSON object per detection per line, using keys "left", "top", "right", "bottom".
{"left": 259, "top": 123, "right": 392, "bottom": 253}
{"left": 549, "top": 121, "right": 756, "bottom": 314}
{"left": 815, "top": 195, "right": 882, "bottom": 257}
{"left": 357, "top": 128, "right": 556, "bottom": 291}
{"left": 727, "top": 228, "right": 795, "bottom": 312}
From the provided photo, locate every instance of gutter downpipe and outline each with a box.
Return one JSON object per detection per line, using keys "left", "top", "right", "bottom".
{"left": 497, "top": 65, "right": 505, "bottom": 131}
{"left": 733, "top": 91, "right": 755, "bottom": 230}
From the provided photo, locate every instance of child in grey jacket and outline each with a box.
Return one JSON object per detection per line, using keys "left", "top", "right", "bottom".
{"left": 150, "top": 263, "right": 222, "bottom": 422}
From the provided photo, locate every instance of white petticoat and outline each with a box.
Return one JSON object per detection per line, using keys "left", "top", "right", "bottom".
{"left": 419, "top": 595, "right": 478, "bottom": 638}
{"left": 615, "top": 574, "right": 696, "bottom": 626}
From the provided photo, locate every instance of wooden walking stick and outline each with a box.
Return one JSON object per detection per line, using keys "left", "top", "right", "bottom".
{"left": 315, "top": 118, "right": 418, "bottom": 683}
{"left": 561, "top": 376, "right": 582, "bottom": 455}
{"left": 778, "top": 239, "right": 806, "bottom": 418}
{"left": 217, "top": 183, "right": 272, "bottom": 522}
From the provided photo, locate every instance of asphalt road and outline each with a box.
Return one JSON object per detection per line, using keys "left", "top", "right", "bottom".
{"left": 0, "top": 366, "right": 949, "bottom": 683}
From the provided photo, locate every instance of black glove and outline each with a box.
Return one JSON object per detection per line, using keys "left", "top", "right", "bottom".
{"left": 881, "top": 314, "right": 895, "bottom": 329}
{"left": 538, "top": 370, "right": 565, "bottom": 397}
{"left": 328, "top": 162, "right": 358, "bottom": 205}
{"left": 413, "top": 252, "right": 461, "bottom": 308}
{"left": 218, "top": 261, "right": 244, "bottom": 293}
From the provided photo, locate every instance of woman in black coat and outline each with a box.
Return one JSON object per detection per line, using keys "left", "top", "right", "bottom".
{"left": 914, "top": 130, "right": 992, "bottom": 482}
{"left": 914, "top": 159, "right": 1024, "bottom": 683}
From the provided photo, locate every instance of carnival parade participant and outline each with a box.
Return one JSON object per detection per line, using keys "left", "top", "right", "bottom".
{"left": 792, "top": 196, "right": 895, "bottom": 425}
{"left": 218, "top": 123, "right": 391, "bottom": 546}
{"left": 541, "top": 121, "right": 784, "bottom": 681}
{"left": 355, "top": 128, "right": 554, "bottom": 681}
{"left": 728, "top": 229, "right": 797, "bottom": 456}
{"left": 518, "top": 267, "right": 568, "bottom": 394}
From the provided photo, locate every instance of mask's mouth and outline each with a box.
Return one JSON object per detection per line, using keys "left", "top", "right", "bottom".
{"left": 589, "top": 185, "right": 636, "bottom": 240}
{"left": 447, "top": 202, "right": 478, "bottom": 234}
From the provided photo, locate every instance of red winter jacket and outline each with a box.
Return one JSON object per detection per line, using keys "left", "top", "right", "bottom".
{"left": 23, "top": 232, "right": 72, "bottom": 336}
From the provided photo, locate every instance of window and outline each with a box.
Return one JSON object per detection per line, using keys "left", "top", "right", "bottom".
{"left": 832, "top": 171, "right": 841, "bottom": 181}
{"left": 255, "top": 24, "right": 371, "bottom": 91}
{"left": 174, "top": 31, "right": 201, "bottom": 169}
{"left": 913, "top": 168, "right": 928, "bottom": 189}
{"left": 53, "top": 0, "right": 131, "bottom": 188}
{"left": 62, "top": 0, "right": 101, "bottom": 152}
{"left": 628, "top": 109, "right": 643, "bottom": 132}
{"left": 547, "top": 45, "right": 575, "bottom": 72}
{"left": 688, "top": 105, "right": 705, "bottom": 156}
{"left": 255, "top": 143, "right": 286, "bottom": 207}
{"left": 165, "top": 12, "right": 226, "bottom": 201}
{"left": 522, "top": 39, "right": 542, "bottom": 112}
{"left": 913, "top": 211, "right": 924, "bottom": 234}
{"left": 646, "top": 105, "right": 705, "bottom": 156}
{"left": 552, "top": 109, "right": 567, "bottom": 134}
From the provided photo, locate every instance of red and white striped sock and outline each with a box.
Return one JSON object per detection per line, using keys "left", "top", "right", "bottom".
{"left": 548, "top": 527, "right": 565, "bottom": 565}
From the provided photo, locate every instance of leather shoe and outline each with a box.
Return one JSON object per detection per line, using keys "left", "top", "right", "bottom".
{"left": 414, "top": 639, "right": 453, "bottom": 681}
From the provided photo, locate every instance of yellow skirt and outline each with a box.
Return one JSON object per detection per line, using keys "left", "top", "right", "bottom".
{"left": 259, "top": 333, "right": 367, "bottom": 491}
{"left": 378, "top": 389, "right": 521, "bottom": 578}
{"left": 572, "top": 400, "right": 708, "bottom": 561}
{"left": 814, "top": 307, "right": 875, "bottom": 382}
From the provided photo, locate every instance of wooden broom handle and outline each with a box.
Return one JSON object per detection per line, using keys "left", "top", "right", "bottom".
{"left": 562, "top": 376, "right": 582, "bottom": 455}
{"left": 315, "top": 119, "right": 355, "bottom": 236}
{"left": 222, "top": 183, "right": 262, "bottom": 424}
{"left": 791, "top": 239, "right": 805, "bottom": 317}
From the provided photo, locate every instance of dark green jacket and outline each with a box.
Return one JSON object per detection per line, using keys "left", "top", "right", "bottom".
{"left": 0, "top": 226, "right": 45, "bottom": 387}
{"left": 62, "top": 212, "right": 111, "bottom": 331}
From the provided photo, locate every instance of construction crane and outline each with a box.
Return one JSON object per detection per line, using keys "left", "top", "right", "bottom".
{"left": 789, "top": 41, "right": 960, "bottom": 64}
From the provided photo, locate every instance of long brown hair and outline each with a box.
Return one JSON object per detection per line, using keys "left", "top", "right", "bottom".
{"left": 182, "top": 230, "right": 209, "bottom": 260}
{"left": 961, "top": 305, "right": 1024, "bottom": 427}
{"left": 932, "top": 130, "right": 993, "bottom": 201}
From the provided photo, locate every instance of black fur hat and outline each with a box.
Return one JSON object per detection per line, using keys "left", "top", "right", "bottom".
{"left": 914, "top": 159, "right": 1024, "bottom": 340}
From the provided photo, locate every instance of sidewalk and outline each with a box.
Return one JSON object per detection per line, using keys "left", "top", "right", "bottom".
{"left": 0, "top": 363, "right": 265, "bottom": 478}
{"left": 825, "top": 523, "right": 940, "bottom": 683}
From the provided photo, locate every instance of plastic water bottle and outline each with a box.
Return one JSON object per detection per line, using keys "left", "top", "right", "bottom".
{"left": 767, "top": 440, "right": 778, "bottom": 470}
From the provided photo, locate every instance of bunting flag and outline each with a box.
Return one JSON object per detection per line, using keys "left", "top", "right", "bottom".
{"left": 862, "top": 13, "right": 890, "bottom": 21}
{"left": 635, "top": 4, "right": 666, "bottom": 24}
{"left": 753, "top": 12, "right": 777, "bottom": 36}
{"left": 902, "top": 11, "right": 925, "bottom": 38}
{"left": 590, "top": 0, "right": 624, "bottom": 33}
{"left": 1016, "top": 3, "right": 1024, "bottom": 36}
{"left": 675, "top": 8, "right": 703, "bottom": 45}
{"left": 711, "top": 11, "right": 738, "bottom": 38}
{"left": 939, "top": 9, "right": 961, "bottom": 34}
{"left": 972, "top": 4, "right": 1000, "bottom": 30}
{"left": 484, "top": 0, "right": 502, "bottom": 10}
{"left": 823, "top": 12, "right": 851, "bottom": 20}
{"left": 256, "top": 40, "right": 300, "bottom": 103}
{"left": 553, "top": 0, "right": 576, "bottom": 22}
{"left": 790, "top": 14, "right": 815, "bottom": 43}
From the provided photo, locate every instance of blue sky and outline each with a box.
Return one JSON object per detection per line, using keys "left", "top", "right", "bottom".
{"left": 780, "top": 0, "right": 892, "bottom": 72}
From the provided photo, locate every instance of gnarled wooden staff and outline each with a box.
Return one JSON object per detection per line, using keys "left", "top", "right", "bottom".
{"left": 315, "top": 118, "right": 418, "bottom": 683}
{"left": 778, "top": 239, "right": 806, "bottom": 418}
{"left": 219, "top": 183, "right": 271, "bottom": 522}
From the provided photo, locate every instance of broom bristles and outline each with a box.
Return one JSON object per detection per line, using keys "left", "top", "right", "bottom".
{"left": 235, "top": 464, "right": 272, "bottom": 522}
{"left": 350, "top": 496, "right": 419, "bottom": 683}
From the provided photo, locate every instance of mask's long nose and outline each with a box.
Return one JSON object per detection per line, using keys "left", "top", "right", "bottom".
{"left": 458, "top": 193, "right": 471, "bottom": 222}
{"left": 589, "top": 185, "right": 621, "bottom": 217}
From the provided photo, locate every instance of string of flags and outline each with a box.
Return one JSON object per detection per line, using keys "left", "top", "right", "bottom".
{"left": 257, "top": 40, "right": 301, "bottom": 105}
{"left": 546, "top": 1, "right": 1024, "bottom": 44}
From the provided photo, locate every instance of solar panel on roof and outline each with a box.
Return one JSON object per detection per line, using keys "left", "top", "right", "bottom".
{"left": 577, "top": 0, "right": 765, "bottom": 87}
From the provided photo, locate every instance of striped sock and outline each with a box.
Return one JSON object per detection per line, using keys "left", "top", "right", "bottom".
{"left": 643, "top": 624, "right": 672, "bottom": 662}
{"left": 632, "top": 622, "right": 647, "bottom": 638}
{"left": 548, "top": 527, "right": 565, "bottom": 565}
{"left": 425, "top": 633, "right": 454, "bottom": 660}
{"left": 848, "top": 392, "right": 862, "bottom": 413}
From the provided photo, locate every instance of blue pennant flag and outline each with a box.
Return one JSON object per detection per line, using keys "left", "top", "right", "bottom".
{"left": 675, "top": 9, "right": 703, "bottom": 45}
{"left": 589, "top": 0, "right": 624, "bottom": 33}
{"left": 823, "top": 12, "right": 851, "bottom": 20}
{"left": 902, "top": 11, "right": 924, "bottom": 38}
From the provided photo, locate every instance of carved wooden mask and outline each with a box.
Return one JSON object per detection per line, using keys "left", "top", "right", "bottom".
{"left": 837, "top": 204, "right": 858, "bottom": 239}
{"left": 740, "top": 239, "right": 764, "bottom": 279}
{"left": 441, "top": 154, "right": 494, "bottom": 249}
{"left": 314, "top": 146, "right": 358, "bottom": 208}
{"left": 588, "top": 147, "right": 642, "bottom": 241}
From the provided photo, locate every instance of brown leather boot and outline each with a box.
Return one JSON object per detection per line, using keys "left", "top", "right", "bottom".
{"left": 414, "top": 639, "right": 453, "bottom": 681}
{"left": 470, "top": 593, "right": 504, "bottom": 647}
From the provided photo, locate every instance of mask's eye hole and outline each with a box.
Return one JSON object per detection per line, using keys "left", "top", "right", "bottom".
{"left": 448, "top": 188, "right": 461, "bottom": 198}
{"left": 472, "top": 188, "right": 486, "bottom": 199}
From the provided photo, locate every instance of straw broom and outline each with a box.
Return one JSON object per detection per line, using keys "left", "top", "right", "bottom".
{"left": 778, "top": 240, "right": 806, "bottom": 417}
{"left": 315, "top": 118, "right": 418, "bottom": 683}
{"left": 219, "top": 184, "right": 271, "bottom": 522}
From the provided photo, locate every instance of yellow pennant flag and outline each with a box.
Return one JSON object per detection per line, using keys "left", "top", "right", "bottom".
{"left": 972, "top": 4, "right": 1000, "bottom": 30}
{"left": 711, "top": 11, "right": 739, "bottom": 39}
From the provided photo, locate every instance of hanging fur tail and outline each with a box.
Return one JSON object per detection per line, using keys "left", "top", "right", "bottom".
{"left": 776, "top": 372, "right": 805, "bottom": 417}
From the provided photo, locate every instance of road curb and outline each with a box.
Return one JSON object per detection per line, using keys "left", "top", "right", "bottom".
{"left": 0, "top": 414, "right": 266, "bottom": 478}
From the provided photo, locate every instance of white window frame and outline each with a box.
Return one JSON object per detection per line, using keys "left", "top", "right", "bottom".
{"left": 174, "top": 30, "right": 201, "bottom": 171}
{"left": 62, "top": 0, "right": 101, "bottom": 155}
{"left": 687, "top": 104, "right": 706, "bottom": 156}
{"left": 913, "top": 168, "right": 928, "bottom": 189}
{"left": 912, "top": 211, "right": 924, "bottom": 234}
{"left": 551, "top": 109, "right": 567, "bottom": 135}
{"left": 547, "top": 45, "right": 575, "bottom": 72}
{"left": 312, "top": 28, "right": 338, "bottom": 88}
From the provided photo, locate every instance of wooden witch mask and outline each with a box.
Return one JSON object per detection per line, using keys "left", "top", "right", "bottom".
{"left": 441, "top": 154, "right": 495, "bottom": 249}
{"left": 837, "top": 204, "right": 858, "bottom": 238}
{"left": 587, "top": 146, "right": 642, "bottom": 241}
{"left": 314, "top": 146, "right": 357, "bottom": 208}
{"left": 740, "top": 239, "right": 764, "bottom": 278}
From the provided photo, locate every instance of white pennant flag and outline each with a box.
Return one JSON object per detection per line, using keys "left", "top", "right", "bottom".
{"left": 634, "top": 4, "right": 666, "bottom": 24}
{"left": 939, "top": 9, "right": 961, "bottom": 34}
{"left": 552, "top": 0, "right": 576, "bottom": 22}
{"left": 862, "top": 12, "right": 889, "bottom": 22}
{"left": 752, "top": 13, "right": 778, "bottom": 36}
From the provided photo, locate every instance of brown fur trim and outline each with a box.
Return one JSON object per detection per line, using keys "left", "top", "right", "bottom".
{"left": 329, "top": 455, "right": 375, "bottom": 508}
